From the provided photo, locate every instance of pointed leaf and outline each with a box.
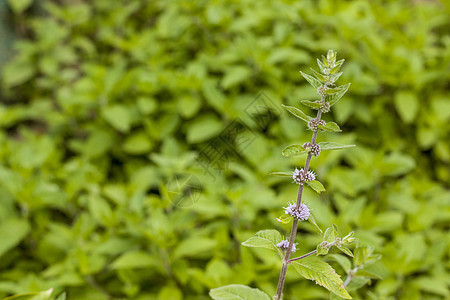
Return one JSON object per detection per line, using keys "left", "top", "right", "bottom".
{"left": 311, "top": 68, "right": 327, "bottom": 82}
{"left": 301, "top": 100, "right": 322, "bottom": 110}
{"left": 306, "top": 180, "right": 326, "bottom": 193}
{"left": 318, "top": 122, "right": 342, "bottom": 133}
{"left": 3, "top": 289, "right": 53, "bottom": 300}
{"left": 328, "top": 83, "right": 350, "bottom": 106}
{"left": 300, "top": 71, "right": 322, "bottom": 89}
{"left": 324, "top": 227, "right": 337, "bottom": 243}
{"left": 281, "top": 104, "right": 312, "bottom": 122}
{"left": 317, "top": 243, "right": 329, "bottom": 255}
{"left": 210, "top": 284, "right": 271, "bottom": 300}
{"left": 282, "top": 144, "right": 307, "bottom": 157}
{"left": 277, "top": 214, "right": 293, "bottom": 225}
{"left": 308, "top": 214, "right": 323, "bottom": 234}
{"left": 337, "top": 246, "right": 354, "bottom": 257}
{"left": 292, "top": 258, "right": 352, "bottom": 299}
{"left": 241, "top": 230, "right": 283, "bottom": 257}
{"left": 318, "top": 142, "right": 355, "bottom": 151}
{"left": 269, "top": 172, "right": 292, "bottom": 177}
{"left": 325, "top": 88, "right": 342, "bottom": 95}
{"left": 317, "top": 58, "right": 327, "bottom": 73}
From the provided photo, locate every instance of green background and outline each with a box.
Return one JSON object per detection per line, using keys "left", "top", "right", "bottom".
{"left": 0, "top": 0, "right": 449, "bottom": 299}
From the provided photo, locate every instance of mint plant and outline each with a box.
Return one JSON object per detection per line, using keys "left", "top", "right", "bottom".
{"left": 210, "top": 50, "right": 380, "bottom": 300}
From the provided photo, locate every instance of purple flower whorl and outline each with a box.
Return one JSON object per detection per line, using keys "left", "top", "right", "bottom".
{"left": 284, "top": 202, "right": 310, "bottom": 221}
{"left": 293, "top": 168, "right": 316, "bottom": 184}
{"left": 277, "top": 239, "right": 297, "bottom": 253}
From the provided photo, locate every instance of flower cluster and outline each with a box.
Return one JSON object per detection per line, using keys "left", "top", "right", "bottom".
{"left": 284, "top": 202, "right": 310, "bottom": 221}
{"left": 277, "top": 239, "right": 297, "bottom": 253}
{"left": 320, "top": 101, "right": 331, "bottom": 113}
{"left": 316, "top": 85, "right": 328, "bottom": 96}
{"left": 293, "top": 168, "right": 316, "bottom": 184}
{"left": 303, "top": 142, "right": 321, "bottom": 157}
{"left": 308, "top": 119, "right": 326, "bottom": 131}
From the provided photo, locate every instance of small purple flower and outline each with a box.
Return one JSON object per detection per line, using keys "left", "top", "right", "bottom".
{"left": 303, "top": 142, "right": 321, "bottom": 157}
{"left": 308, "top": 119, "right": 326, "bottom": 131}
{"left": 277, "top": 239, "right": 297, "bottom": 253}
{"left": 284, "top": 202, "right": 310, "bottom": 221}
{"left": 293, "top": 168, "right": 316, "bottom": 184}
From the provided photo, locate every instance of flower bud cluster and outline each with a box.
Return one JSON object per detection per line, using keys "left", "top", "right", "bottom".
{"left": 277, "top": 240, "right": 297, "bottom": 253}
{"left": 317, "top": 85, "right": 328, "bottom": 96}
{"left": 320, "top": 101, "right": 330, "bottom": 113}
{"left": 303, "top": 142, "right": 321, "bottom": 157}
{"left": 284, "top": 202, "right": 310, "bottom": 221}
{"left": 292, "top": 168, "right": 316, "bottom": 184}
{"left": 308, "top": 119, "right": 326, "bottom": 131}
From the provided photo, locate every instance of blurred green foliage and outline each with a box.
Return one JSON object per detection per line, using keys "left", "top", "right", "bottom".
{"left": 0, "top": 0, "right": 449, "bottom": 299}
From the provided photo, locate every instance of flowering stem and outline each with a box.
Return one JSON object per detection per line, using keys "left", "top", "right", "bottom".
{"left": 275, "top": 97, "right": 324, "bottom": 300}
{"left": 343, "top": 266, "right": 359, "bottom": 287}
{"left": 287, "top": 250, "right": 317, "bottom": 263}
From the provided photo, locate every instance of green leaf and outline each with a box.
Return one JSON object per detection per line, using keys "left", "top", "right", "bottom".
{"left": 55, "top": 293, "right": 67, "bottom": 300}
{"left": 300, "top": 100, "right": 322, "bottom": 110}
{"left": 111, "top": 250, "right": 159, "bottom": 269}
{"left": 325, "top": 88, "right": 342, "bottom": 95}
{"left": 354, "top": 270, "right": 382, "bottom": 279}
{"left": 277, "top": 214, "right": 293, "bottom": 225}
{"left": 221, "top": 66, "right": 252, "bottom": 89}
{"left": 319, "top": 142, "right": 355, "bottom": 151}
{"left": 328, "top": 83, "right": 351, "bottom": 106}
{"left": 269, "top": 172, "right": 292, "bottom": 177}
{"left": 323, "top": 227, "right": 337, "bottom": 243}
{"left": 308, "top": 214, "right": 323, "bottom": 234}
{"left": 328, "top": 254, "right": 351, "bottom": 273}
{"left": 311, "top": 68, "right": 327, "bottom": 82}
{"left": 354, "top": 246, "right": 381, "bottom": 267}
{"left": 173, "top": 237, "right": 217, "bottom": 259}
{"left": 394, "top": 91, "right": 419, "bottom": 124}
{"left": 282, "top": 144, "right": 307, "bottom": 157}
{"left": 317, "top": 58, "right": 327, "bottom": 73}
{"left": 281, "top": 104, "right": 312, "bottom": 122}
{"left": 7, "top": 0, "right": 34, "bottom": 14}
{"left": 292, "top": 258, "right": 352, "bottom": 299}
{"left": 101, "top": 105, "right": 132, "bottom": 133}
{"left": 317, "top": 243, "right": 329, "bottom": 255}
{"left": 3, "top": 289, "right": 53, "bottom": 300}
{"left": 318, "top": 122, "right": 342, "bottom": 133}
{"left": 0, "top": 218, "right": 30, "bottom": 258}
{"left": 241, "top": 229, "right": 283, "bottom": 258}
{"left": 300, "top": 71, "right": 322, "bottom": 89}
{"left": 337, "top": 246, "right": 354, "bottom": 257}
{"left": 306, "top": 180, "right": 326, "bottom": 193}
{"left": 187, "top": 114, "right": 223, "bottom": 143}
{"left": 210, "top": 284, "right": 271, "bottom": 300}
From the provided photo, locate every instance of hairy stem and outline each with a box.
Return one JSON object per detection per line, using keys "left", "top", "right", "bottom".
{"left": 275, "top": 98, "right": 324, "bottom": 300}
{"left": 288, "top": 250, "right": 317, "bottom": 263}
{"left": 343, "top": 266, "right": 359, "bottom": 288}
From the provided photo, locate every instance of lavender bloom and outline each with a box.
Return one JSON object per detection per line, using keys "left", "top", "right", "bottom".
{"left": 303, "top": 142, "right": 321, "bottom": 157}
{"left": 293, "top": 168, "right": 316, "bottom": 184}
{"left": 284, "top": 202, "right": 310, "bottom": 221}
{"left": 308, "top": 119, "right": 326, "bottom": 131}
{"left": 277, "top": 239, "right": 297, "bottom": 253}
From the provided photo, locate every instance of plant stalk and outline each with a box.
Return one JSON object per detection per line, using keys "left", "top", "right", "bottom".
{"left": 288, "top": 249, "right": 317, "bottom": 263}
{"left": 275, "top": 98, "right": 324, "bottom": 300}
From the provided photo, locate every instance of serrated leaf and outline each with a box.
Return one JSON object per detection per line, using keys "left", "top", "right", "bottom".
{"left": 210, "top": 284, "right": 271, "bottom": 300}
{"left": 330, "top": 59, "right": 345, "bottom": 74}
{"left": 306, "top": 180, "right": 326, "bottom": 193}
{"left": 281, "top": 104, "right": 312, "bottom": 122}
{"left": 308, "top": 214, "right": 323, "bottom": 234}
{"left": 318, "top": 122, "right": 342, "bottom": 133}
{"left": 324, "top": 227, "right": 337, "bottom": 243}
{"left": 317, "top": 58, "right": 327, "bottom": 73}
{"left": 269, "top": 172, "right": 292, "bottom": 177}
{"left": 354, "top": 270, "right": 382, "bottom": 279}
{"left": 328, "top": 83, "right": 350, "bottom": 106}
{"left": 301, "top": 100, "right": 322, "bottom": 110}
{"left": 337, "top": 246, "right": 354, "bottom": 257}
{"left": 319, "top": 142, "right": 355, "bottom": 151}
{"left": 241, "top": 229, "right": 283, "bottom": 258}
{"left": 282, "top": 144, "right": 307, "bottom": 157}
{"left": 277, "top": 214, "right": 293, "bottom": 224}
{"left": 300, "top": 71, "right": 322, "bottom": 89}
{"left": 292, "top": 258, "right": 352, "bottom": 299}
{"left": 325, "top": 88, "right": 342, "bottom": 95}
{"left": 311, "top": 68, "right": 327, "bottom": 82}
